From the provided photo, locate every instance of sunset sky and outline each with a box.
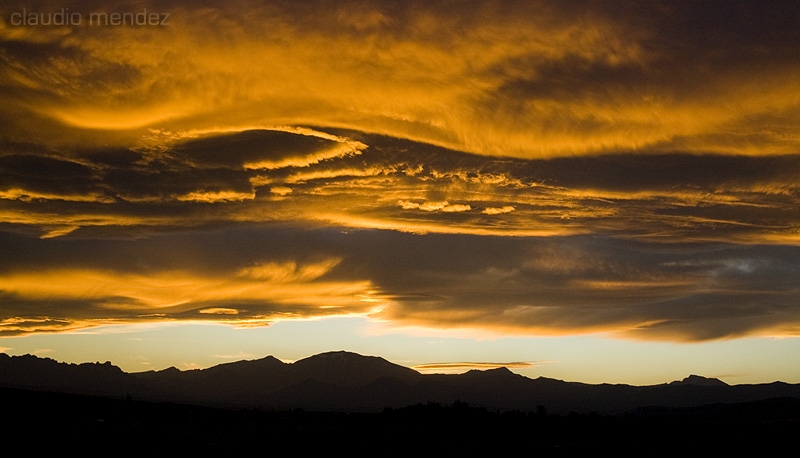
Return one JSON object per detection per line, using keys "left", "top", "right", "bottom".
{"left": 1, "top": 0, "right": 799, "bottom": 385}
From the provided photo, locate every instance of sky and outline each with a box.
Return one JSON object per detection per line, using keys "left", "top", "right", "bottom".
{"left": 1, "top": 0, "right": 799, "bottom": 386}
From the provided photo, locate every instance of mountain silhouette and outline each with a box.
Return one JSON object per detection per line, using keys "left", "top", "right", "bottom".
{"left": 290, "top": 351, "right": 421, "bottom": 387}
{"left": 2, "top": 351, "right": 799, "bottom": 414}
{"left": 0, "top": 352, "right": 146, "bottom": 396}
{"left": 670, "top": 374, "right": 729, "bottom": 387}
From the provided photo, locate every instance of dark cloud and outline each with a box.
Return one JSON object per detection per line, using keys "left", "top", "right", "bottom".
{"left": 171, "top": 130, "right": 342, "bottom": 168}
{"left": 81, "top": 147, "right": 142, "bottom": 168}
{"left": 1, "top": 225, "right": 798, "bottom": 340}
{"left": 0, "top": 154, "right": 99, "bottom": 197}
{"left": 102, "top": 165, "right": 253, "bottom": 201}
{"left": 348, "top": 233, "right": 800, "bottom": 340}
{"left": 515, "top": 154, "right": 800, "bottom": 192}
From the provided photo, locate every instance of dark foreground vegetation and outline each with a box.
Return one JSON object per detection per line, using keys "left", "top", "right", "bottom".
{"left": 3, "top": 387, "right": 798, "bottom": 455}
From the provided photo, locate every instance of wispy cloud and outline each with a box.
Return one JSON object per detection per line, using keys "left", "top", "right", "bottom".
{"left": 213, "top": 351, "right": 256, "bottom": 360}
{"left": 412, "top": 361, "right": 538, "bottom": 374}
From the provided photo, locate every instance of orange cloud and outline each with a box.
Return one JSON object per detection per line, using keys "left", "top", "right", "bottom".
{"left": 0, "top": 259, "right": 377, "bottom": 336}
{"left": 398, "top": 200, "right": 471, "bottom": 213}
{"left": 3, "top": 1, "right": 799, "bottom": 158}
{"left": 412, "top": 361, "right": 537, "bottom": 374}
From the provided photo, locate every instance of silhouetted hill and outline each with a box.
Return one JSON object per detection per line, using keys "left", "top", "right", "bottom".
{"left": 2, "top": 351, "right": 799, "bottom": 415}
{"left": 670, "top": 374, "right": 729, "bottom": 387}
{"left": 0, "top": 353, "right": 145, "bottom": 397}
{"left": 290, "top": 350, "right": 421, "bottom": 386}
{"left": 133, "top": 355, "right": 291, "bottom": 406}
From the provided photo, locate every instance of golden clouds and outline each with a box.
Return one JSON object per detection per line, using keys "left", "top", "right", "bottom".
{"left": 177, "top": 190, "right": 255, "bottom": 203}
{"left": 482, "top": 206, "right": 515, "bottom": 215}
{"left": 1, "top": 1, "right": 799, "bottom": 344}
{"left": 3, "top": 1, "right": 799, "bottom": 157}
{"left": 1, "top": 127, "right": 798, "bottom": 242}
{"left": 242, "top": 141, "right": 366, "bottom": 171}
{"left": 198, "top": 308, "right": 239, "bottom": 315}
{"left": 0, "top": 258, "right": 377, "bottom": 336}
{"left": 0, "top": 188, "right": 112, "bottom": 203}
{"left": 237, "top": 259, "right": 341, "bottom": 283}
{"left": 398, "top": 200, "right": 471, "bottom": 213}
{"left": 269, "top": 186, "right": 292, "bottom": 196}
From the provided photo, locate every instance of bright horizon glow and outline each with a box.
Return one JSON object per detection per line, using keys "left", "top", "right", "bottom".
{"left": 3, "top": 318, "right": 800, "bottom": 386}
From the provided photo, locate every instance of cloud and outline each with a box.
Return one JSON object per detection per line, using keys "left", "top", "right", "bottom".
{"left": 213, "top": 351, "right": 255, "bottom": 360}
{"left": 237, "top": 259, "right": 341, "bottom": 283}
{"left": 412, "top": 361, "right": 537, "bottom": 374}
{"left": 1, "top": 226, "right": 797, "bottom": 342}
{"left": 1, "top": 1, "right": 799, "bottom": 344}
{"left": 269, "top": 186, "right": 292, "bottom": 196}
{"left": 177, "top": 190, "right": 255, "bottom": 203}
{"left": 6, "top": 128, "right": 798, "bottom": 242}
{"left": 198, "top": 308, "right": 239, "bottom": 315}
{"left": 0, "top": 259, "right": 375, "bottom": 336}
{"left": 2, "top": 1, "right": 800, "bottom": 157}
{"left": 0, "top": 154, "right": 110, "bottom": 203}
{"left": 350, "top": 232, "right": 800, "bottom": 342}
{"left": 398, "top": 200, "right": 471, "bottom": 213}
{"left": 483, "top": 206, "right": 515, "bottom": 215}
{"left": 39, "top": 225, "right": 81, "bottom": 239}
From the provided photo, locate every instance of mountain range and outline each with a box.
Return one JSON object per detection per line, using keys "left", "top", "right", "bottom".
{"left": 2, "top": 350, "right": 799, "bottom": 415}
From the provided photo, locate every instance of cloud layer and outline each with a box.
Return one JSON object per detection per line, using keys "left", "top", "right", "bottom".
{"left": 1, "top": 1, "right": 799, "bottom": 342}
{"left": 1, "top": 224, "right": 799, "bottom": 342}
{"left": 2, "top": 129, "right": 798, "bottom": 242}
{"left": 2, "top": 1, "right": 800, "bottom": 156}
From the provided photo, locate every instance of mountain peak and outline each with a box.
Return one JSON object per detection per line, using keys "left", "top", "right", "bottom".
{"left": 292, "top": 350, "right": 420, "bottom": 386}
{"left": 250, "top": 354, "right": 287, "bottom": 366}
{"left": 672, "top": 374, "right": 729, "bottom": 387}
{"left": 302, "top": 350, "right": 372, "bottom": 360}
{"left": 295, "top": 350, "right": 391, "bottom": 367}
{"left": 259, "top": 355, "right": 283, "bottom": 362}
{"left": 464, "top": 366, "right": 515, "bottom": 377}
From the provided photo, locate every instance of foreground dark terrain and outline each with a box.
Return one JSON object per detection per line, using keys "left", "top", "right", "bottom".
{"left": 3, "top": 387, "right": 798, "bottom": 454}
{"left": 3, "top": 351, "right": 799, "bottom": 453}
